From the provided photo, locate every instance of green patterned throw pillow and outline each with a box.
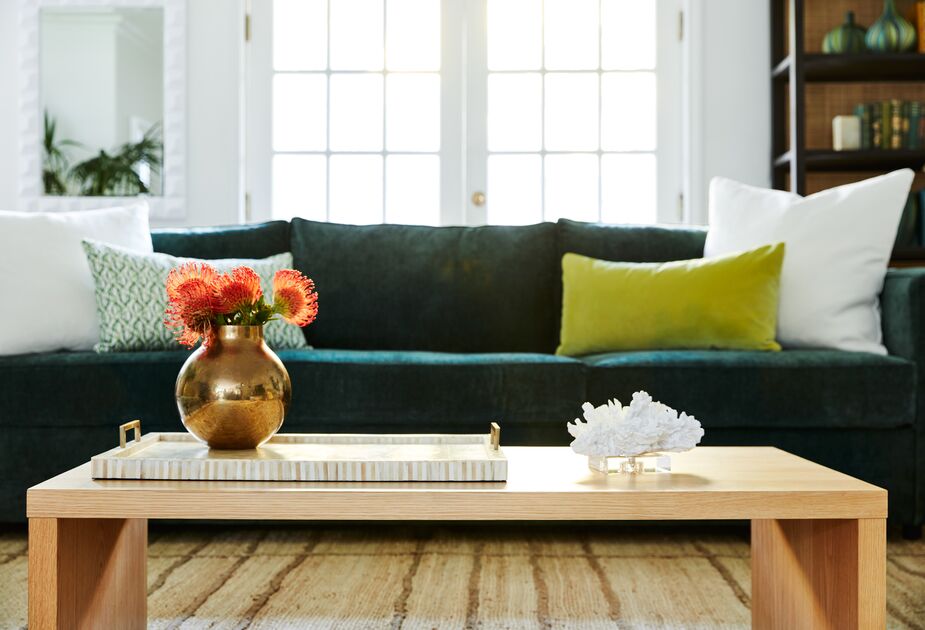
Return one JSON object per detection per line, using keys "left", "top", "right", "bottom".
{"left": 82, "top": 240, "right": 309, "bottom": 352}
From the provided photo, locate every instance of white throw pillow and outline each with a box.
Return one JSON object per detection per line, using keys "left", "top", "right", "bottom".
{"left": 0, "top": 204, "right": 153, "bottom": 355}
{"left": 704, "top": 170, "right": 914, "bottom": 354}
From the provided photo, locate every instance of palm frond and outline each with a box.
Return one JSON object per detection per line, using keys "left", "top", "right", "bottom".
{"left": 69, "top": 123, "right": 163, "bottom": 196}
{"left": 42, "top": 111, "right": 77, "bottom": 195}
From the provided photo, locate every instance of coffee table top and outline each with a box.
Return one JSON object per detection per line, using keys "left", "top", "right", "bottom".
{"left": 27, "top": 446, "right": 886, "bottom": 521}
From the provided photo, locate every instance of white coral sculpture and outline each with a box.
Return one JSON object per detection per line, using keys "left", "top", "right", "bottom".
{"left": 567, "top": 391, "right": 704, "bottom": 458}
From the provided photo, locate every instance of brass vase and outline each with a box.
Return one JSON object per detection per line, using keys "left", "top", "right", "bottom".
{"left": 175, "top": 325, "right": 291, "bottom": 449}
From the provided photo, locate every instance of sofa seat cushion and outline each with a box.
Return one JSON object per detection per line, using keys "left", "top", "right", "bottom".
{"left": 583, "top": 349, "right": 915, "bottom": 430}
{"left": 276, "top": 349, "right": 585, "bottom": 442}
{"left": 0, "top": 351, "right": 189, "bottom": 431}
{"left": 290, "top": 219, "right": 559, "bottom": 353}
{"left": 0, "top": 350, "right": 586, "bottom": 445}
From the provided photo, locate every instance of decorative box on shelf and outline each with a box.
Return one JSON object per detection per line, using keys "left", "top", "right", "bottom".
{"left": 90, "top": 421, "right": 507, "bottom": 482}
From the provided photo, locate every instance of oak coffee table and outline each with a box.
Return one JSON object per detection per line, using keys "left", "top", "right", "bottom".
{"left": 27, "top": 446, "right": 887, "bottom": 629}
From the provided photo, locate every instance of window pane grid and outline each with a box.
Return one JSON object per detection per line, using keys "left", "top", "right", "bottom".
{"left": 486, "top": 0, "right": 657, "bottom": 225}
{"left": 269, "top": 0, "right": 659, "bottom": 226}
{"left": 271, "top": 0, "right": 441, "bottom": 225}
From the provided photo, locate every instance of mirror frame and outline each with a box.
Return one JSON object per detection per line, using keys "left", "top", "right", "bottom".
{"left": 19, "top": 0, "right": 186, "bottom": 221}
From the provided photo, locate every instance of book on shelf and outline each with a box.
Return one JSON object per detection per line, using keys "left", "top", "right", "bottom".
{"left": 849, "top": 101, "right": 925, "bottom": 151}
{"left": 889, "top": 100, "right": 909, "bottom": 149}
{"left": 910, "top": 102, "right": 923, "bottom": 150}
{"left": 882, "top": 101, "right": 892, "bottom": 150}
{"left": 855, "top": 103, "right": 872, "bottom": 149}
{"left": 890, "top": 100, "right": 902, "bottom": 150}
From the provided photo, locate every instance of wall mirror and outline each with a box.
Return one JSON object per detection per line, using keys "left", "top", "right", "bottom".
{"left": 41, "top": 7, "right": 164, "bottom": 197}
{"left": 20, "top": 0, "right": 186, "bottom": 220}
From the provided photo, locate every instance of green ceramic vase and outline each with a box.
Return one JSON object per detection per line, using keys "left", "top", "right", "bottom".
{"left": 865, "top": 0, "right": 917, "bottom": 52}
{"left": 823, "top": 11, "right": 867, "bottom": 53}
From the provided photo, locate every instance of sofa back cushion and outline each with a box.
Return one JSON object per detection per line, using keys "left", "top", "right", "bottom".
{"left": 291, "top": 219, "right": 559, "bottom": 352}
{"left": 152, "top": 220, "right": 291, "bottom": 260}
{"left": 557, "top": 219, "right": 707, "bottom": 263}
{"left": 554, "top": 220, "right": 709, "bottom": 334}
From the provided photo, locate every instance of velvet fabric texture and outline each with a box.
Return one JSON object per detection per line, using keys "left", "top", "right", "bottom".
{"left": 290, "top": 219, "right": 560, "bottom": 352}
{"left": 152, "top": 220, "right": 291, "bottom": 260}
{"left": 881, "top": 268, "right": 925, "bottom": 527}
{"left": 557, "top": 245, "right": 785, "bottom": 355}
{"left": 583, "top": 349, "right": 914, "bottom": 430}
{"left": 0, "top": 346, "right": 916, "bottom": 523}
{"left": 557, "top": 218, "right": 708, "bottom": 263}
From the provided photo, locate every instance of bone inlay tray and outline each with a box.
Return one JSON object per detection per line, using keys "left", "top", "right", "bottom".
{"left": 91, "top": 430, "right": 508, "bottom": 482}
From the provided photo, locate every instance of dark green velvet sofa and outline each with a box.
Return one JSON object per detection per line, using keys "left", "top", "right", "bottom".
{"left": 1, "top": 218, "right": 922, "bottom": 532}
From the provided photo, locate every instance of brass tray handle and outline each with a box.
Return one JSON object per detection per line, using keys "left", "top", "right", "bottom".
{"left": 490, "top": 422, "right": 501, "bottom": 451}
{"left": 119, "top": 420, "right": 142, "bottom": 448}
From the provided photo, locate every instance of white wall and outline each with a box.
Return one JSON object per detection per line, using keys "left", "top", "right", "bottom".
{"left": 185, "top": 0, "right": 245, "bottom": 228}
{"left": 0, "top": 0, "right": 19, "bottom": 212}
{"left": 688, "top": 0, "right": 771, "bottom": 223}
{"left": 0, "top": 0, "right": 244, "bottom": 227}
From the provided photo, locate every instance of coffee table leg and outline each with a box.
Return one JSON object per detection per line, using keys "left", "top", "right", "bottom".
{"left": 29, "top": 517, "right": 147, "bottom": 630}
{"left": 751, "top": 518, "right": 885, "bottom": 629}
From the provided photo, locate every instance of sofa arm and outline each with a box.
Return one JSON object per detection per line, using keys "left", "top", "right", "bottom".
{"left": 881, "top": 268, "right": 925, "bottom": 362}
{"left": 882, "top": 268, "right": 925, "bottom": 528}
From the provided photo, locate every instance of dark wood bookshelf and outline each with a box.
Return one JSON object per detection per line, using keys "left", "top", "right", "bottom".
{"left": 892, "top": 246, "right": 925, "bottom": 260}
{"left": 773, "top": 54, "right": 925, "bottom": 82}
{"left": 774, "top": 149, "right": 925, "bottom": 172}
{"left": 770, "top": 0, "right": 925, "bottom": 265}
{"left": 889, "top": 246, "right": 925, "bottom": 267}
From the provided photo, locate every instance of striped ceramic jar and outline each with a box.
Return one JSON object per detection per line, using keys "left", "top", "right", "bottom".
{"left": 865, "top": 0, "right": 917, "bottom": 52}
{"left": 822, "top": 11, "right": 867, "bottom": 53}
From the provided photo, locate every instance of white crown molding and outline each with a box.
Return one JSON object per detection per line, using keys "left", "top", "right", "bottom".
{"left": 18, "top": 0, "right": 186, "bottom": 221}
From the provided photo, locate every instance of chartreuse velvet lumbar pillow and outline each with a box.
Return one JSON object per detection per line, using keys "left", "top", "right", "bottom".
{"left": 556, "top": 243, "right": 785, "bottom": 356}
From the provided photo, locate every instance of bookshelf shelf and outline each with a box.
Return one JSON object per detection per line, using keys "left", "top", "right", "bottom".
{"left": 774, "top": 149, "right": 925, "bottom": 172}
{"left": 892, "top": 246, "right": 925, "bottom": 261}
{"left": 773, "top": 54, "right": 925, "bottom": 83}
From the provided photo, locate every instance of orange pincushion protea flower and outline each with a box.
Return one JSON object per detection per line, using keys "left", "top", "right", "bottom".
{"left": 164, "top": 278, "right": 221, "bottom": 347}
{"left": 164, "top": 262, "right": 318, "bottom": 347}
{"left": 164, "top": 263, "right": 222, "bottom": 347}
{"left": 215, "top": 266, "right": 263, "bottom": 314}
{"left": 166, "top": 262, "right": 219, "bottom": 301}
{"left": 272, "top": 269, "right": 319, "bottom": 326}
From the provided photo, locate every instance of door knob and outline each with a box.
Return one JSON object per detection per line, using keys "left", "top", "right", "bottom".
{"left": 471, "top": 191, "right": 486, "bottom": 206}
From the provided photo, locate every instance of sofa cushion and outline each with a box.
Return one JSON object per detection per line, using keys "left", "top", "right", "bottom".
{"left": 276, "top": 349, "right": 584, "bottom": 443}
{"left": 557, "top": 245, "right": 784, "bottom": 356}
{"left": 291, "top": 219, "right": 559, "bottom": 352}
{"left": 0, "top": 350, "right": 585, "bottom": 445}
{"left": 152, "top": 220, "right": 291, "bottom": 260}
{"left": 583, "top": 349, "right": 915, "bottom": 430}
{"left": 557, "top": 219, "right": 707, "bottom": 263}
{"left": 0, "top": 350, "right": 188, "bottom": 431}
{"left": 81, "top": 243, "right": 307, "bottom": 352}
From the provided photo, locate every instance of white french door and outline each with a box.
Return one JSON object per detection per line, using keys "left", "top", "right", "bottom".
{"left": 246, "top": 0, "right": 683, "bottom": 226}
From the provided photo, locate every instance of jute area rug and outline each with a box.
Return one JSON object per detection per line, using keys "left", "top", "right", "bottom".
{"left": 0, "top": 523, "right": 922, "bottom": 629}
